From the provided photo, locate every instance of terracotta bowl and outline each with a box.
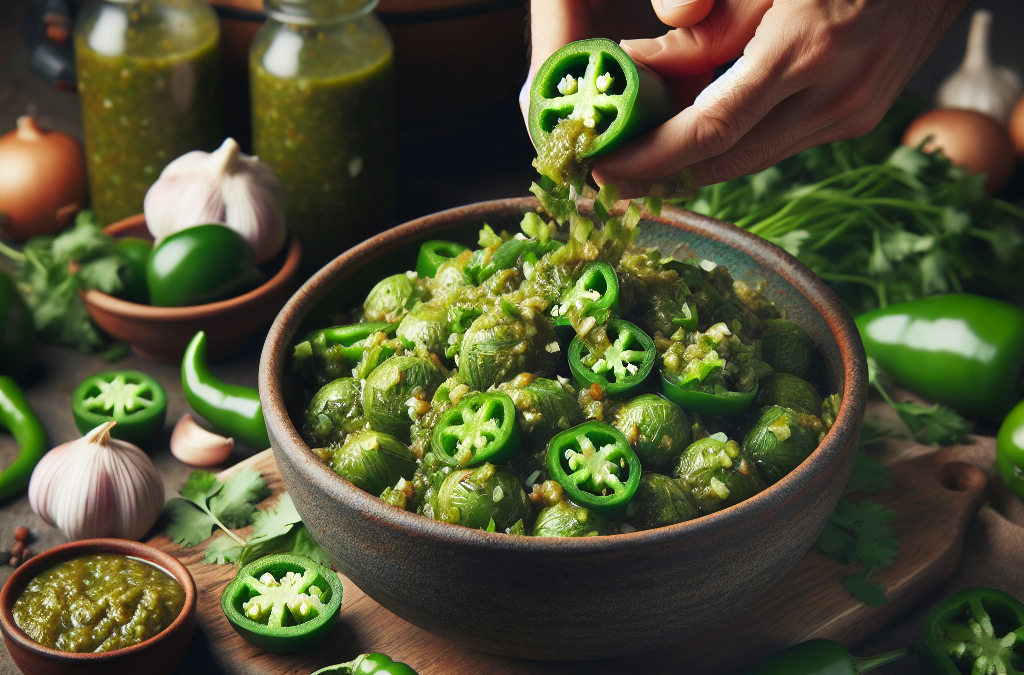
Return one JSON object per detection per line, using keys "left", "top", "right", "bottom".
{"left": 81, "top": 214, "right": 302, "bottom": 363}
{"left": 259, "top": 197, "right": 868, "bottom": 660}
{"left": 0, "top": 538, "right": 197, "bottom": 675}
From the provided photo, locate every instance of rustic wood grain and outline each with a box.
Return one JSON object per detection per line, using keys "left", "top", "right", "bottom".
{"left": 148, "top": 441, "right": 990, "bottom": 675}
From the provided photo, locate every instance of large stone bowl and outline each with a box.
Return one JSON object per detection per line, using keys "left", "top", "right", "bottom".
{"left": 259, "top": 197, "right": 867, "bottom": 660}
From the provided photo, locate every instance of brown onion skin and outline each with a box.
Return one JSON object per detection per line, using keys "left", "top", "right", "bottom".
{"left": 1011, "top": 95, "right": 1024, "bottom": 159}
{"left": 0, "top": 116, "right": 87, "bottom": 240}
{"left": 902, "top": 108, "right": 1016, "bottom": 195}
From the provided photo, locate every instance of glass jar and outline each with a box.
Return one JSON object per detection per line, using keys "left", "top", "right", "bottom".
{"left": 74, "top": 0, "right": 223, "bottom": 224}
{"left": 250, "top": 0, "right": 396, "bottom": 272}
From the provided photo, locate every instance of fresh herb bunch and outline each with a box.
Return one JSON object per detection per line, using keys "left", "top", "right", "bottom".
{"left": 687, "top": 110, "right": 1024, "bottom": 315}
{"left": 0, "top": 210, "right": 130, "bottom": 351}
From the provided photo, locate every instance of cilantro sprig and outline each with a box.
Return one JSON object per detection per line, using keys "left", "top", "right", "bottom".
{"left": 868, "top": 357, "right": 973, "bottom": 447}
{"left": 163, "top": 469, "right": 328, "bottom": 567}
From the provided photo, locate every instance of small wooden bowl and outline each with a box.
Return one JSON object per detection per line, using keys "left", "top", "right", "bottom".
{"left": 0, "top": 538, "right": 197, "bottom": 675}
{"left": 81, "top": 214, "right": 302, "bottom": 363}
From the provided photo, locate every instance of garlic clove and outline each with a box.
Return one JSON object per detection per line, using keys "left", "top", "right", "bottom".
{"left": 936, "top": 10, "right": 1023, "bottom": 126}
{"left": 27, "top": 421, "right": 165, "bottom": 542}
{"left": 144, "top": 138, "right": 288, "bottom": 264}
{"left": 171, "top": 413, "right": 235, "bottom": 467}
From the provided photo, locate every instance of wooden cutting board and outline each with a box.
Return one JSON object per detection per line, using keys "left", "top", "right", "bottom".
{"left": 146, "top": 440, "right": 990, "bottom": 675}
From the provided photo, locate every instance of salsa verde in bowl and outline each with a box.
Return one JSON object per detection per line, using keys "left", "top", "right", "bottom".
{"left": 260, "top": 197, "right": 868, "bottom": 659}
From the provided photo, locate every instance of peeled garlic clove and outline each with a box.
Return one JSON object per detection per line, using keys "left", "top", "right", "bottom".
{"left": 171, "top": 413, "right": 234, "bottom": 467}
{"left": 144, "top": 138, "right": 288, "bottom": 264}
{"left": 937, "top": 10, "right": 1023, "bottom": 125}
{"left": 28, "top": 421, "right": 165, "bottom": 542}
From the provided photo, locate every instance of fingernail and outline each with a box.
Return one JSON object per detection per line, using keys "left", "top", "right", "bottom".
{"left": 620, "top": 39, "right": 662, "bottom": 61}
{"left": 660, "top": 0, "right": 700, "bottom": 8}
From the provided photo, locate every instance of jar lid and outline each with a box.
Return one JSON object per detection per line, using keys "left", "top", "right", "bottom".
{"left": 264, "top": 0, "right": 378, "bottom": 24}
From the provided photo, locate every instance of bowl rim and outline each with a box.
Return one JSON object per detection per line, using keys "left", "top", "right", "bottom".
{"left": 0, "top": 538, "right": 197, "bottom": 662}
{"left": 260, "top": 196, "right": 867, "bottom": 552}
{"left": 80, "top": 213, "right": 303, "bottom": 321}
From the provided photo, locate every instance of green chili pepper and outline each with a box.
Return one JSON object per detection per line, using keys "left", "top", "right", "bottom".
{"left": 546, "top": 421, "right": 641, "bottom": 519}
{"left": 0, "top": 270, "right": 33, "bottom": 377}
{"left": 0, "top": 376, "right": 47, "bottom": 502}
{"left": 568, "top": 319, "right": 656, "bottom": 398}
{"left": 147, "top": 224, "right": 266, "bottom": 307}
{"left": 432, "top": 392, "right": 521, "bottom": 468}
{"left": 856, "top": 294, "right": 1024, "bottom": 417}
{"left": 997, "top": 399, "right": 1024, "bottom": 500}
{"left": 660, "top": 370, "right": 758, "bottom": 417}
{"left": 416, "top": 240, "right": 469, "bottom": 279}
{"left": 465, "top": 238, "right": 562, "bottom": 286}
{"left": 292, "top": 322, "right": 398, "bottom": 386}
{"left": 919, "top": 587, "right": 1024, "bottom": 675}
{"left": 182, "top": 331, "right": 269, "bottom": 450}
{"left": 739, "top": 639, "right": 908, "bottom": 675}
{"left": 554, "top": 261, "right": 619, "bottom": 327}
{"left": 313, "top": 652, "right": 418, "bottom": 675}
{"left": 71, "top": 370, "right": 168, "bottom": 446}
{"left": 113, "top": 236, "right": 152, "bottom": 304}
{"left": 221, "top": 553, "right": 344, "bottom": 654}
{"left": 528, "top": 38, "right": 675, "bottom": 184}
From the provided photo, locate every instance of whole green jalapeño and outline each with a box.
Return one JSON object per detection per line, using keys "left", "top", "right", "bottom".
{"left": 432, "top": 392, "right": 521, "bottom": 467}
{"left": 546, "top": 421, "right": 641, "bottom": 519}
{"left": 221, "top": 553, "right": 344, "bottom": 654}
{"left": 569, "top": 319, "right": 656, "bottom": 398}
{"left": 529, "top": 38, "right": 675, "bottom": 185}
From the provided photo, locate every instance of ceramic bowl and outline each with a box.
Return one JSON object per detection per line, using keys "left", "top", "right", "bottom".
{"left": 80, "top": 214, "right": 302, "bottom": 363}
{"left": 259, "top": 197, "right": 868, "bottom": 660}
{"left": 0, "top": 538, "right": 197, "bottom": 675}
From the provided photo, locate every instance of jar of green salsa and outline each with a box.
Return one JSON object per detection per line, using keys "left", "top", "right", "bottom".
{"left": 74, "top": 0, "right": 223, "bottom": 224}
{"left": 250, "top": 0, "right": 396, "bottom": 272}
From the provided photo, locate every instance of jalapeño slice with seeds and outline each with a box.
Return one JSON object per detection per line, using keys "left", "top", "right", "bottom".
{"left": 71, "top": 370, "right": 168, "bottom": 446}
{"left": 432, "top": 392, "right": 521, "bottom": 467}
{"left": 546, "top": 421, "right": 641, "bottom": 519}
{"left": 568, "top": 320, "right": 656, "bottom": 398}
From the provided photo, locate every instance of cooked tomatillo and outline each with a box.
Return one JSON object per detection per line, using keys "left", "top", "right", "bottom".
{"left": 13, "top": 554, "right": 184, "bottom": 653}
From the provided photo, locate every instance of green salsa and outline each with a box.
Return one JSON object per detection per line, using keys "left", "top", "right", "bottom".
{"left": 250, "top": 11, "right": 396, "bottom": 271}
{"left": 75, "top": 0, "right": 222, "bottom": 224}
{"left": 12, "top": 553, "right": 185, "bottom": 653}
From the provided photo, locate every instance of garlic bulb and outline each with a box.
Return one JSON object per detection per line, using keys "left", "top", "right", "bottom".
{"left": 171, "top": 413, "right": 234, "bottom": 467}
{"left": 28, "top": 422, "right": 165, "bottom": 541}
{"left": 937, "top": 10, "right": 1022, "bottom": 126}
{"left": 144, "top": 138, "right": 288, "bottom": 264}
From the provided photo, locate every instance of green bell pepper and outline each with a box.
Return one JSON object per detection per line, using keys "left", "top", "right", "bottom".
{"left": 0, "top": 270, "right": 33, "bottom": 377}
{"left": 568, "top": 319, "right": 656, "bottom": 398}
{"left": 529, "top": 38, "right": 675, "bottom": 185}
{"left": 182, "top": 331, "right": 269, "bottom": 451}
{"left": 313, "top": 653, "right": 418, "bottom": 675}
{"left": 221, "top": 553, "right": 344, "bottom": 654}
{"left": 416, "top": 240, "right": 469, "bottom": 279}
{"left": 856, "top": 294, "right": 1024, "bottom": 417}
{"left": 919, "top": 587, "right": 1024, "bottom": 675}
{"left": 0, "top": 376, "right": 47, "bottom": 502}
{"left": 71, "top": 370, "right": 168, "bottom": 446}
{"left": 998, "top": 399, "right": 1024, "bottom": 500}
{"left": 147, "top": 224, "right": 266, "bottom": 307}
{"left": 546, "top": 421, "right": 641, "bottom": 519}
{"left": 739, "top": 639, "right": 908, "bottom": 675}
{"left": 432, "top": 391, "right": 521, "bottom": 467}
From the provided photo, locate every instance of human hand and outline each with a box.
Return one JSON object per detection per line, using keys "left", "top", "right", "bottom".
{"left": 525, "top": 0, "right": 970, "bottom": 196}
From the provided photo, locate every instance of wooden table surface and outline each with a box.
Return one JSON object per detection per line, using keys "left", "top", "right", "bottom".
{"left": 2, "top": 0, "right": 1023, "bottom": 673}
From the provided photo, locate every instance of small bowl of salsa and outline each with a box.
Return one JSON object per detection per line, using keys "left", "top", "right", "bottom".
{"left": 0, "top": 538, "right": 197, "bottom": 675}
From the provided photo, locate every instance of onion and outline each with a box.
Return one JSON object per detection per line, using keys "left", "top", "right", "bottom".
{"left": 1010, "top": 95, "right": 1024, "bottom": 159}
{"left": 0, "top": 116, "right": 87, "bottom": 241}
{"left": 902, "top": 108, "right": 1015, "bottom": 195}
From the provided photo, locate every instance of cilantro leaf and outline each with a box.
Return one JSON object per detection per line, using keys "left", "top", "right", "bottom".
{"left": 204, "top": 534, "right": 245, "bottom": 565}
{"left": 209, "top": 468, "right": 269, "bottom": 528}
{"left": 178, "top": 470, "right": 224, "bottom": 505}
{"left": 78, "top": 256, "right": 126, "bottom": 295}
{"left": 844, "top": 449, "right": 891, "bottom": 495}
{"left": 245, "top": 493, "right": 303, "bottom": 548}
{"left": 843, "top": 568, "right": 888, "bottom": 607}
{"left": 163, "top": 498, "right": 218, "bottom": 547}
{"left": 236, "top": 494, "right": 328, "bottom": 566}
{"left": 891, "top": 400, "right": 973, "bottom": 447}
{"left": 814, "top": 520, "right": 858, "bottom": 564}
{"left": 288, "top": 525, "right": 331, "bottom": 567}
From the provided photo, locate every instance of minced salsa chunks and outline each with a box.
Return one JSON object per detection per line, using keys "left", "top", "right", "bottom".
{"left": 290, "top": 206, "right": 838, "bottom": 537}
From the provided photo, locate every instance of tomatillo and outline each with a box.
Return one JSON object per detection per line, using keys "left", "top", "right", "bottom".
{"left": 147, "top": 224, "right": 266, "bottom": 307}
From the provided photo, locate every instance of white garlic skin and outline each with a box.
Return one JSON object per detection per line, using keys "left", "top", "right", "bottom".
{"left": 144, "top": 137, "right": 288, "bottom": 264}
{"left": 171, "top": 413, "right": 234, "bottom": 467}
{"left": 937, "top": 10, "right": 1022, "bottom": 126}
{"left": 28, "top": 421, "right": 165, "bottom": 541}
